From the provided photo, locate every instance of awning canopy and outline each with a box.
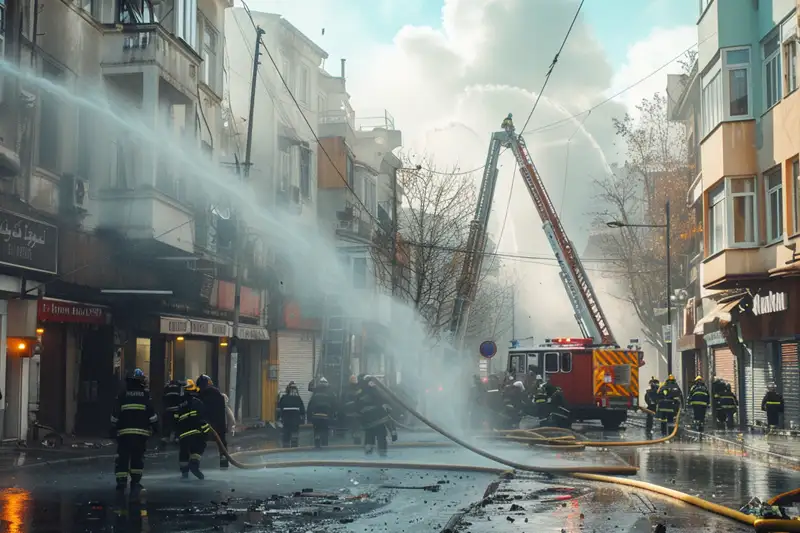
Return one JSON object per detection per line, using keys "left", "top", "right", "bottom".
{"left": 159, "top": 315, "right": 269, "bottom": 340}
{"left": 692, "top": 295, "right": 747, "bottom": 335}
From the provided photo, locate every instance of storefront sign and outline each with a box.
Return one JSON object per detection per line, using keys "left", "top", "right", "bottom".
{"left": 237, "top": 325, "right": 269, "bottom": 341}
{"left": 751, "top": 290, "right": 788, "bottom": 316}
{"left": 160, "top": 317, "right": 190, "bottom": 334}
{"left": 190, "top": 320, "right": 230, "bottom": 337}
{"left": 37, "top": 298, "right": 110, "bottom": 325}
{"left": 0, "top": 209, "right": 58, "bottom": 274}
{"left": 704, "top": 330, "right": 726, "bottom": 346}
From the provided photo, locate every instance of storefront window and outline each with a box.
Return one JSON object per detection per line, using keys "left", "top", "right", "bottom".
{"left": 135, "top": 338, "right": 151, "bottom": 376}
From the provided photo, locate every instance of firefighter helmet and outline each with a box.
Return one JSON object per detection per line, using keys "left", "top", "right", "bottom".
{"left": 184, "top": 379, "right": 199, "bottom": 392}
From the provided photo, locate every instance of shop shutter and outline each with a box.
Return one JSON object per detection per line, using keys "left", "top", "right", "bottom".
{"left": 277, "top": 330, "right": 315, "bottom": 408}
{"left": 780, "top": 342, "right": 800, "bottom": 430}
{"left": 713, "top": 347, "right": 737, "bottom": 396}
{"left": 746, "top": 342, "right": 772, "bottom": 427}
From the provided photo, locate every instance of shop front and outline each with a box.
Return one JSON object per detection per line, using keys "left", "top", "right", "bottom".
{"left": 738, "top": 282, "right": 798, "bottom": 430}
{"left": 36, "top": 298, "right": 113, "bottom": 435}
{"left": 0, "top": 208, "right": 59, "bottom": 441}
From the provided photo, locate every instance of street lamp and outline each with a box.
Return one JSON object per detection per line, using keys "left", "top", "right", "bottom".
{"left": 606, "top": 200, "right": 673, "bottom": 375}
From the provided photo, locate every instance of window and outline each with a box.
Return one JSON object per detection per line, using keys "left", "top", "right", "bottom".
{"left": 559, "top": 353, "right": 572, "bottom": 373}
{"left": 352, "top": 257, "right": 367, "bottom": 289}
{"left": 764, "top": 31, "right": 782, "bottom": 109}
{"left": 724, "top": 48, "right": 751, "bottom": 118}
{"left": 793, "top": 159, "right": 800, "bottom": 233}
{"left": 730, "top": 177, "right": 757, "bottom": 245}
{"left": 783, "top": 15, "right": 798, "bottom": 94}
{"left": 765, "top": 167, "right": 784, "bottom": 242}
{"left": 202, "top": 21, "right": 218, "bottom": 91}
{"left": 175, "top": 0, "right": 198, "bottom": 49}
{"left": 346, "top": 155, "right": 354, "bottom": 186}
{"left": 298, "top": 66, "right": 309, "bottom": 104}
{"left": 135, "top": 338, "right": 151, "bottom": 377}
{"left": 708, "top": 182, "right": 726, "bottom": 254}
{"left": 701, "top": 70, "right": 722, "bottom": 136}
{"left": 80, "top": 0, "right": 93, "bottom": 16}
{"left": 279, "top": 148, "right": 291, "bottom": 191}
{"left": 299, "top": 147, "right": 311, "bottom": 199}
{"left": 38, "top": 63, "right": 62, "bottom": 172}
{"left": 545, "top": 352, "right": 559, "bottom": 373}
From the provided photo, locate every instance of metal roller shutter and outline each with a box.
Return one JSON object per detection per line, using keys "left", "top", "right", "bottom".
{"left": 747, "top": 342, "right": 772, "bottom": 427}
{"left": 277, "top": 330, "right": 315, "bottom": 408}
{"left": 780, "top": 342, "right": 800, "bottom": 430}
{"left": 714, "top": 347, "right": 737, "bottom": 395}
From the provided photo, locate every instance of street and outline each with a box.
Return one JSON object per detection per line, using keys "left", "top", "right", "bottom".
{"left": 0, "top": 424, "right": 796, "bottom": 532}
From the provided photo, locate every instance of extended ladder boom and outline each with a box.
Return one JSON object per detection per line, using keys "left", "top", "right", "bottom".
{"left": 501, "top": 121, "right": 616, "bottom": 346}
{"left": 449, "top": 132, "right": 504, "bottom": 345}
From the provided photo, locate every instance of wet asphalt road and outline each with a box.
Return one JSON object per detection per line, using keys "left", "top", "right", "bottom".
{"left": 0, "top": 425, "right": 796, "bottom": 532}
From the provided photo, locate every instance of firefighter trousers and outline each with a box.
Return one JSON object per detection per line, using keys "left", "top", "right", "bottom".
{"left": 115, "top": 435, "right": 148, "bottom": 486}
{"left": 716, "top": 410, "right": 735, "bottom": 429}
{"left": 281, "top": 424, "right": 300, "bottom": 448}
{"left": 364, "top": 424, "right": 388, "bottom": 456}
{"left": 212, "top": 428, "right": 228, "bottom": 467}
{"left": 312, "top": 420, "right": 330, "bottom": 447}
{"left": 692, "top": 406, "right": 707, "bottom": 432}
{"left": 161, "top": 413, "right": 177, "bottom": 441}
{"left": 179, "top": 434, "right": 207, "bottom": 474}
{"left": 645, "top": 413, "right": 654, "bottom": 433}
{"left": 766, "top": 408, "right": 781, "bottom": 429}
{"left": 658, "top": 413, "right": 675, "bottom": 436}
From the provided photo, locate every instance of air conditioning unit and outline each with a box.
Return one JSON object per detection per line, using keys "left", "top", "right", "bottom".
{"left": 59, "top": 173, "right": 88, "bottom": 215}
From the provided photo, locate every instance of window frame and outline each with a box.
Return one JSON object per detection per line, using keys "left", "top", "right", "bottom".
{"left": 544, "top": 352, "right": 560, "bottom": 373}
{"left": 722, "top": 46, "right": 752, "bottom": 120}
{"left": 708, "top": 181, "right": 726, "bottom": 254}
{"left": 200, "top": 17, "right": 218, "bottom": 92}
{"left": 701, "top": 63, "right": 722, "bottom": 137}
{"left": 764, "top": 166, "right": 784, "bottom": 243}
{"left": 792, "top": 158, "right": 800, "bottom": 234}
{"left": 298, "top": 65, "right": 310, "bottom": 104}
{"left": 764, "top": 30, "right": 782, "bottom": 110}
{"left": 782, "top": 14, "right": 798, "bottom": 95}
{"left": 727, "top": 176, "right": 759, "bottom": 248}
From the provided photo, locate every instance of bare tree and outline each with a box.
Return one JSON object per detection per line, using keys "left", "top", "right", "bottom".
{"left": 465, "top": 278, "right": 514, "bottom": 342}
{"left": 372, "top": 153, "right": 478, "bottom": 337}
{"left": 592, "top": 93, "right": 696, "bottom": 350}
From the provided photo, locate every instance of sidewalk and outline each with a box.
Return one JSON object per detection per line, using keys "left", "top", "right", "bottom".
{"left": 685, "top": 429, "right": 800, "bottom": 469}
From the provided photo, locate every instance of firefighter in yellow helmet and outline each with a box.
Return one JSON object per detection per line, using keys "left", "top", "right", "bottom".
{"left": 658, "top": 374, "right": 683, "bottom": 408}
{"left": 175, "top": 379, "right": 211, "bottom": 479}
{"left": 687, "top": 376, "right": 710, "bottom": 432}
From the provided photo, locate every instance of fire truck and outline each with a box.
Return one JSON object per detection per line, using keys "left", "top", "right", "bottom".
{"left": 447, "top": 115, "right": 643, "bottom": 430}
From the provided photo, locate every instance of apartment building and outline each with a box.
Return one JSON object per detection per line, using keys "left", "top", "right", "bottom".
{"left": 0, "top": 0, "right": 274, "bottom": 440}
{"left": 693, "top": 0, "right": 800, "bottom": 429}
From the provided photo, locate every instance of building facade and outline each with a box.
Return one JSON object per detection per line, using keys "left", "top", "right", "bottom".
{"left": 693, "top": 0, "right": 800, "bottom": 429}
{"left": 0, "top": 0, "right": 277, "bottom": 440}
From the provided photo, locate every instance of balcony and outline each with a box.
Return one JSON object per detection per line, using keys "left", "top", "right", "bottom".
{"left": 700, "top": 121, "right": 757, "bottom": 190}
{"left": 100, "top": 24, "right": 201, "bottom": 97}
{"left": 95, "top": 186, "right": 195, "bottom": 254}
{"left": 701, "top": 246, "right": 793, "bottom": 289}
{"left": 336, "top": 212, "right": 373, "bottom": 243}
{"left": 319, "top": 109, "right": 356, "bottom": 143}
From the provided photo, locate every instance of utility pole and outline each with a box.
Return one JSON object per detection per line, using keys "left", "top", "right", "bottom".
{"left": 390, "top": 168, "right": 398, "bottom": 296}
{"left": 511, "top": 288, "right": 515, "bottom": 340}
{"left": 665, "top": 200, "right": 673, "bottom": 376}
{"left": 230, "top": 25, "right": 264, "bottom": 421}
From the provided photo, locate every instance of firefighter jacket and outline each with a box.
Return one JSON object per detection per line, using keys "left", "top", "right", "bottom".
{"left": 656, "top": 390, "right": 678, "bottom": 421}
{"left": 548, "top": 388, "right": 570, "bottom": 422}
{"left": 278, "top": 393, "right": 306, "bottom": 427}
{"left": 717, "top": 390, "right": 738, "bottom": 411}
{"left": 761, "top": 391, "right": 785, "bottom": 413}
{"left": 163, "top": 381, "right": 183, "bottom": 413}
{"left": 308, "top": 386, "right": 338, "bottom": 422}
{"left": 174, "top": 396, "right": 211, "bottom": 440}
{"left": 342, "top": 384, "right": 360, "bottom": 420}
{"left": 688, "top": 383, "right": 710, "bottom": 407}
{"left": 355, "top": 383, "right": 391, "bottom": 429}
{"left": 658, "top": 380, "right": 683, "bottom": 405}
{"left": 111, "top": 378, "right": 158, "bottom": 438}
{"left": 644, "top": 388, "right": 660, "bottom": 411}
{"left": 199, "top": 386, "right": 227, "bottom": 433}
{"left": 711, "top": 379, "right": 726, "bottom": 403}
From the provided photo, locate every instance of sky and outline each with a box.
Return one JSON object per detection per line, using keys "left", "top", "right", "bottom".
{"left": 235, "top": 0, "right": 699, "bottom": 350}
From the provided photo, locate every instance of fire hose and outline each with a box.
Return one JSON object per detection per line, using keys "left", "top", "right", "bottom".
{"left": 205, "top": 378, "right": 798, "bottom": 532}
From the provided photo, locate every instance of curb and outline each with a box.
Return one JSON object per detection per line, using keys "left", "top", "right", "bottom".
{"left": 683, "top": 429, "right": 800, "bottom": 468}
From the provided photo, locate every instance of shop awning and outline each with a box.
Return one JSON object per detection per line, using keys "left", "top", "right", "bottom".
{"left": 692, "top": 295, "right": 747, "bottom": 335}
{"left": 236, "top": 324, "right": 269, "bottom": 341}
{"left": 159, "top": 316, "right": 269, "bottom": 341}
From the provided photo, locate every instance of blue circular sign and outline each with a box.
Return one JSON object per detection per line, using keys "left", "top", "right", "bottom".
{"left": 479, "top": 340, "right": 497, "bottom": 358}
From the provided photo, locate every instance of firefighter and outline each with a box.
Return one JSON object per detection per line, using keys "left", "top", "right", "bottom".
{"left": 355, "top": 375, "right": 397, "bottom": 456}
{"left": 196, "top": 374, "right": 229, "bottom": 468}
{"left": 501, "top": 113, "right": 514, "bottom": 130}
{"left": 716, "top": 382, "right": 738, "bottom": 430}
{"left": 656, "top": 388, "right": 678, "bottom": 436}
{"left": 161, "top": 379, "right": 183, "bottom": 445}
{"left": 644, "top": 377, "right": 660, "bottom": 436}
{"left": 175, "top": 379, "right": 211, "bottom": 479}
{"left": 532, "top": 377, "right": 549, "bottom": 418}
{"left": 711, "top": 376, "right": 726, "bottom": 428}
{"left": 761, "top": 382, "right": 784, "bottom": 432}
{"left": 308, "top": 377, "right": 337, "bottom": 447}
{"left": 468, "top": 375, "right": 486, "bottom": 429}
{"left": 542, "top": 385, "right": 571, "bottom": 429}
{"left": 110, "top": 368, "right": 158, "bottom": 494}
{"left": 278, "top": 382, "right": 305, "bottom": 448}
{"left": 342, "top": 375, "right": 362, "bottom": 445}
{"left": 484, "top": 382, "right": 507, "bottom": 429}
{"left": 687, "top": 376, "right": 710, "bottom": 432}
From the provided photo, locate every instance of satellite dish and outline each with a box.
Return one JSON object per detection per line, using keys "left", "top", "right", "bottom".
{"left": 210, "top": 205, "right": 231, "bottom": 220}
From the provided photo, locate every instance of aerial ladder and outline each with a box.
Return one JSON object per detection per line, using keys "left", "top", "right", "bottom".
{"left": 448, "top": 115, "right": 616, "bottom": 348}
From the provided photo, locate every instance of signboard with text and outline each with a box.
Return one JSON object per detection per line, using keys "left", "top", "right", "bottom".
{"left": 38, "top": 299, "right": 110, "bottom": 325}
{"left": 0, "top": 209, "right": 58, "bottom": 274}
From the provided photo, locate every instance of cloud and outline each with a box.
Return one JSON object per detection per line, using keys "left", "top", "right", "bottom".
{"left": 609, "top": 25, "right": 697, "bottom": 117}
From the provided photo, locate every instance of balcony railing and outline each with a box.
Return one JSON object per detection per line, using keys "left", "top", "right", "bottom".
{"left": 356, "top": 110, "right": 396, "bottom": 131}
{"left": 320, "top": 109, "right": 355, "bottom": 130}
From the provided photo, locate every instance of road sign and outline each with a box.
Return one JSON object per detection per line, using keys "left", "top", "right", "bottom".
{"left": 479, "top": 340, "right": 497, "bottom": 358}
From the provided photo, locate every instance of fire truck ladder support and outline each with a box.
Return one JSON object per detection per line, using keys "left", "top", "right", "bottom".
{"left": 501, "top": 123, "right": 615, "bottom": 345}
{"left": 449, "top": 132, "right": 504, "bottom": 345}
